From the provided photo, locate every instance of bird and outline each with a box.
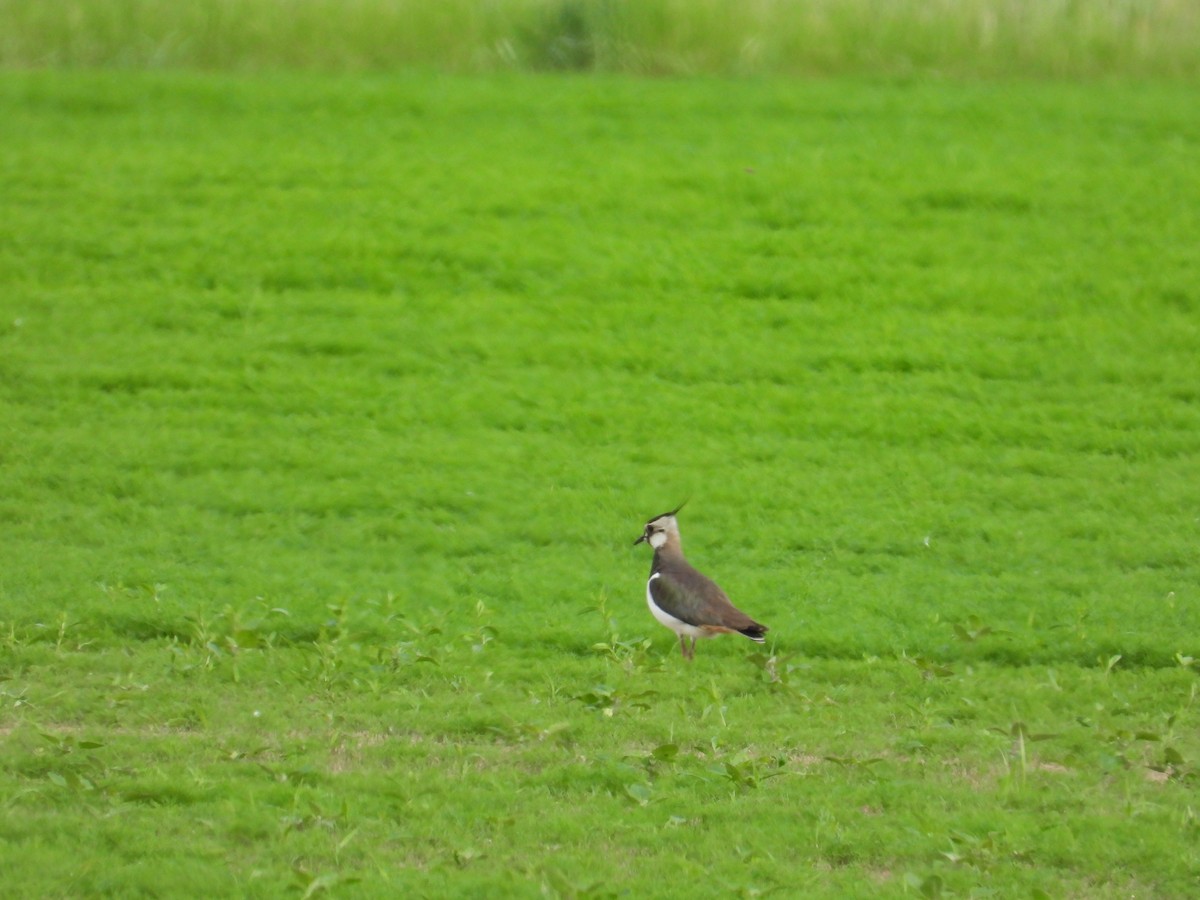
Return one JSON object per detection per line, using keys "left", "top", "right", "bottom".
{"left": 633, "top": 503, "right": 768, "bottom": 660}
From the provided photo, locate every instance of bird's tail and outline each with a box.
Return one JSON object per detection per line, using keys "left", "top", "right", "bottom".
{"left": 739, "top": 623, "right": 768, "bottom": 643}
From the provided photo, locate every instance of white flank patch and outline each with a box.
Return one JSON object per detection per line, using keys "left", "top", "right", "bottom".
{"left": 645, "top": 573, "right": 706, "bottom": 639}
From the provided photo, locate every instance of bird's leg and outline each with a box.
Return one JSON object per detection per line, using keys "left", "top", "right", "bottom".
{"left": 679, "top": 635, "right": 697, "bottom": 661}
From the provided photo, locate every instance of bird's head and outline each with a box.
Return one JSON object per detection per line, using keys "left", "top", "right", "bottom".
{"left": 633, "top": 501, "right": 686, "bottom": 549}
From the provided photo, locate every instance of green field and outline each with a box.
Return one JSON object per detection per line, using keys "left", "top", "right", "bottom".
{"left": 2, "top": 64, "right": 1200, "bottom": 897}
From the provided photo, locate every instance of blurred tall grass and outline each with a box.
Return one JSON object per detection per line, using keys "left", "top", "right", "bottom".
{"left": 2, "top": 0, "right": 1198, "bottom": 77}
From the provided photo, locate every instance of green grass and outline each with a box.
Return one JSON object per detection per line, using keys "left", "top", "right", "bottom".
{"left": 2, "top": 0, "right": 1199, "bottom": 78}
{"left": 2, "top": 70, "right": 1200, "bottom": 896}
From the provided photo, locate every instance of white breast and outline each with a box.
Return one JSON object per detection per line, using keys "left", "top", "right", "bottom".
{"left": 645, "top": 573, "right": 707, "bottom": 638}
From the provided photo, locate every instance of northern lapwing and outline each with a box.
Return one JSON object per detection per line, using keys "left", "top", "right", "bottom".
{"left": 633, "top": 504, "right": 768, "bottom": 660}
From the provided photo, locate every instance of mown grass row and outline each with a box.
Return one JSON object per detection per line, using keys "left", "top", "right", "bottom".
{"left": 2, "top": 0, "right": 1199, "bottom": 77}
{"left": 4, "top": 601, "right": 1199, "bottom": 897}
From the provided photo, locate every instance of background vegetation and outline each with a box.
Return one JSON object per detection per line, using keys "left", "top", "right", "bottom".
{"left": 2, "top": 1, "right": 1199, "bottom": 897}
{"left": 0, "top": 0, "right": 1198, "bottom": 78}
